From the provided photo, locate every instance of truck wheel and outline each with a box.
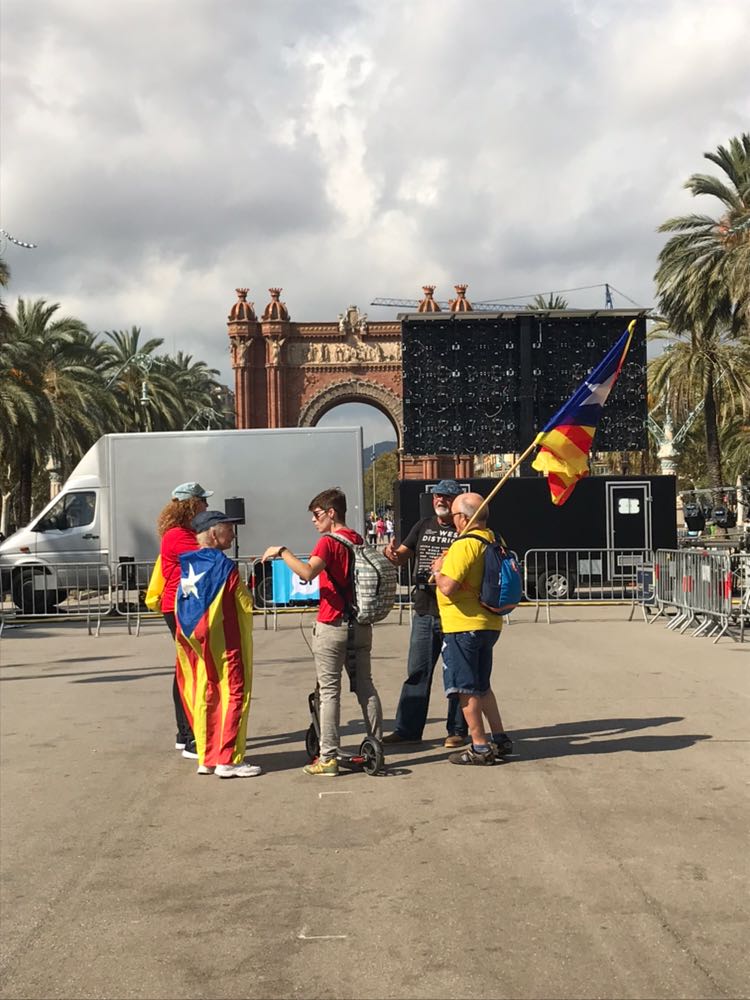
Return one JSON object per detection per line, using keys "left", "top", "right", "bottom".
{"left": 536, "top": 569, "right": 576, "bottom": 600}
{"left": 11, "top": 574, "right": 66, "bottom": 614}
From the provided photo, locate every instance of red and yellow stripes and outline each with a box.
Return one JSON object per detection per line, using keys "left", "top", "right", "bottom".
{"left": 176, "top": 571, "right": 253, "bottom": 767}
{"left": 532, "top": 423, "right": 595, "bottom": 506}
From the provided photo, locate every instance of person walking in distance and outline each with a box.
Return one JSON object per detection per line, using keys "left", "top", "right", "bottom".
{"left": 261, "top": 487, "right": 383, "bottom": 776}
{"left": 382, "top": 480, "right": 469, "bottom": 748}
{"left": 432, "top": 492, "right": 512, "bottom": 765}
{"left": 156, "top": 481, "right": 213, "bottom": 758}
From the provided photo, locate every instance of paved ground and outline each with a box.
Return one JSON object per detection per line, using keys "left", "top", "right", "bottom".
{"left": 1, "top": 607, "right": 748, "bottom": 1000}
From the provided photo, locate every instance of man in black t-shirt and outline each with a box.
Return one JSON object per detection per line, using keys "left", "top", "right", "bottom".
{"left": 382, "top": 480, "right": 469, "bottom": 748}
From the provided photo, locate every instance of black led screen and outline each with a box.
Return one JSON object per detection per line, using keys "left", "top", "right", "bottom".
{"left": 401, "top": 311, "right": 647, "bottom": 455}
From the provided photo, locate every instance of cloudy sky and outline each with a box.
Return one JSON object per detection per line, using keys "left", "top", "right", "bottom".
{"left": 2, "top": 0, "right": 749, "bottom": 444}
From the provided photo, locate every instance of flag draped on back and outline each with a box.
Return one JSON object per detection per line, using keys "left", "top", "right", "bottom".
{"left": 175, "top": 548, "right": 253, "bottom": 767}
{"left": 144, "top": 555, "right": 166, "bottom": 612}
{"left": 531, "top": 320, "right": 636, "bottom": 506}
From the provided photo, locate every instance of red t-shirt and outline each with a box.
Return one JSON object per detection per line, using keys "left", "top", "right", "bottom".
{"left": 310, "top": 528, "right": 362, "bottom": 624}
{"left": 159, "top": 526, "right": 199, "bottom": 612}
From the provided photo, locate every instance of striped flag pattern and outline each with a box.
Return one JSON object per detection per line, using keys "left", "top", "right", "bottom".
{"left": 531, "top": 320, "right": 636, "bottom": 505}
{"left": 175, "top": 549, "right": 253, "bottom": 767}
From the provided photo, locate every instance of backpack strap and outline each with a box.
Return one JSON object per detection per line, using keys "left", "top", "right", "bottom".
{"left": 459, "top": 531, "right": 508, "bottom": 549}
{"left": 322, "top": 532, "right": 356, "bottom": 620}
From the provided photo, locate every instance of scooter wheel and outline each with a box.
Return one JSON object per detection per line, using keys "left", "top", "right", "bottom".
{"left": 305, "top": 724, "right": 320, "bottom": 761}
{"left": 359, "top": 737, "right": 384, "bottom": 776}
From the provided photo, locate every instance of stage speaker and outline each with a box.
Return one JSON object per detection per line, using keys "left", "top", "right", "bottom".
{"left": 224, "top": 496, "right": 246, "bottom": 525}
{"left": 712, "top": 506, "right": 736, "bottom": 529}
{"left": 683, "top": 503, "right": 705, "bottom": 532}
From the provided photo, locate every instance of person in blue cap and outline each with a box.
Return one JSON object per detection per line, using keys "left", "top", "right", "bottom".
{"left": 382, "top": 480, "right": 469, "bottom": 748}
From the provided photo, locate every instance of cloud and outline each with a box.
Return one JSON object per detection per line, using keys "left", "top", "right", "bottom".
{"left": 2, "top": 0, "right": 749, "bottom": 388}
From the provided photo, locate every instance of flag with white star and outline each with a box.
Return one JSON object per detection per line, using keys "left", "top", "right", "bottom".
{"left": 174, "top": 547, "right": 254, "bottom": 767}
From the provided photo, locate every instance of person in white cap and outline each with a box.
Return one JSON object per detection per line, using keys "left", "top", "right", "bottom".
{"left": 155, "top": 482, "right": 214, "bottom": 757}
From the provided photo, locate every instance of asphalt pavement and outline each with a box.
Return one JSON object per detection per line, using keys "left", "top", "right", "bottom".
{"left": 0, "top": 607, "right": 748, "bottom": 999}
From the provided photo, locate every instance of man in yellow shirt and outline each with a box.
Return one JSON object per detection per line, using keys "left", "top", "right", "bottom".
{"left": 432, "top": 492, "right": 511, "bottom": 766}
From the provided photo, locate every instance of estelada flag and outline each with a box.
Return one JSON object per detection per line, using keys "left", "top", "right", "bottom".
{"left": 531, "top": 320, "right": 636, "bottom": 506}
{"left": 144, "top": 555, "right": 166, "bottom": 612}
{"left": 174, "top": 548, "right": 253, "bottom": 767}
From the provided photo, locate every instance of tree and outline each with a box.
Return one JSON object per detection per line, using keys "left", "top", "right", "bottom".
{"left": 159, "top": 352, "right": 231, "bottom": 429}
{"left": 363, "top": 449, "right": 399, "bottom": 514}
{"left": 653, "top": 134, "right": 750, "bottom": 493}
{"left": 527, "top": 293, "right": 569, "bottom": 310}
{"left": 2, "top": 299, "right": 111, "bottom": 523}
{"left": 656, "top": 134, "right": 750, "bottom": 337}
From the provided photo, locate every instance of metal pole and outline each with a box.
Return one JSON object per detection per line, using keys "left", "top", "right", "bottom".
{"left": 371, "top": 444, "right": 376, "bottom": 514}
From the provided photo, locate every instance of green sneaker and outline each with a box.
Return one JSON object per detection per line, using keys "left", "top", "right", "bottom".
{"left": 303, "top": 757, "right": 339, "bottom": 776}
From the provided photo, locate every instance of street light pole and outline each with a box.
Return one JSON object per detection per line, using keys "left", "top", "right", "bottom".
{"left": 371, "top": 444, "right": 376, "bottom": 514}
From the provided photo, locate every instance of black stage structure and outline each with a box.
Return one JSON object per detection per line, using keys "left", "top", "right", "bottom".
{"left": 401, "top": 309, "right": 648, "bottom": 461}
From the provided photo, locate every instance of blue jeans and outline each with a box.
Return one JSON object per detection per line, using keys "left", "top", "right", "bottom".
{"left": 442, "top": 630, "right": 500, "bottom": 696}
{"left": 394, "top": 614, "right": 467, "bottom": 740}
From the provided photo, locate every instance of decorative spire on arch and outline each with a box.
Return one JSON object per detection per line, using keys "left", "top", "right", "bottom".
{"left": 448, "top": 284, "right": 473, "bottom": 312}
{"left": 417, "top": 285, "right": 441, "bottom": 312}
{"left": 228, "top": 288, "right": 257, "bottom": 321}
{"left": 262, "top": 288, "right": 290, "bottom": 321}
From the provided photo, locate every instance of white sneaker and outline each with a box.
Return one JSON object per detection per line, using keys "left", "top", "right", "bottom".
{"left": 197, "top": 764, "right": 215, "bottom": 775}
{"left": 215, "top": 762, "right": 262, "bottom": 779}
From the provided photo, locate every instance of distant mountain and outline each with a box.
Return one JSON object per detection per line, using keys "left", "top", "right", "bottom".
{"left": 363, "top": 440, "right": 397, "bottom": 468}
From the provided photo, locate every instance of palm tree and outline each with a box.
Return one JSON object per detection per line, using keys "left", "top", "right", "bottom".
{"left": 3, "top": 298, "right": 111, "bottom": 522}
{"left": 0, "top": 255, "right": 10, "bottom": 333}
{"left": 100, "top": 327, "right": 183, "bottom": 432}
{"left": 656, "top": 134, "right": 750, "bottom": 335}
{"left": 527, "top": 293, "right": 569, "bottom": 310}
{"left": 653, "top": 134, "right": 750, "bottom": 493}
{"left": 159, "top": 352, "right": 230, "bottom": 428}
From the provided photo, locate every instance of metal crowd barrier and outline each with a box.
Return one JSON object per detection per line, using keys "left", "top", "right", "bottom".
{"left": 111, "top": 553, "right": 413, "bottom": 635}
{"left": 523, "top": 548, "right": 652, "bottom": 623}
{"left": 652, "top": 548, "right": 737, "bottom": 642}
{"left": 0, "top": 563, "right": 113, "bottom": 636}
{"left": 735, "top": 553, "right": 750, "bottom": 642}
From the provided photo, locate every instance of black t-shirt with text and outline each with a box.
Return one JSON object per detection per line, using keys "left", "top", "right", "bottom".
{"left": 402, "top": 515, "right": 458, "bottom": 615}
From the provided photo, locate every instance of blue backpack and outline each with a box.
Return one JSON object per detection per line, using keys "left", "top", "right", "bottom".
{"left": 461, "top": 533, "right": 523, "bottom": 616}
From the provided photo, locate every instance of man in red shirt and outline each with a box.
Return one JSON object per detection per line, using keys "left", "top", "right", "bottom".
{"left": 262, "top": 487, "right": 383, "bottom": 776}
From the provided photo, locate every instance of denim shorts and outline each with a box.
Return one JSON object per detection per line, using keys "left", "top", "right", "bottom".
{"left": 442, "top": 630, "right": 500, "bottom": 696}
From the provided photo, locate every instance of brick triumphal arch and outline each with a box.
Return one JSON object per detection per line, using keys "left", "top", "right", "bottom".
{"left": 227, "top": 286, "right": 473, "bottom": 480}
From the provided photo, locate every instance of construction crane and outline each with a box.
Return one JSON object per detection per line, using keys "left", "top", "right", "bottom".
{"left": 372, "top": 282, "right": 631, "bottom": 312}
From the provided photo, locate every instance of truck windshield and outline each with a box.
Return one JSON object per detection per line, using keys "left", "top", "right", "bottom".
{"left": 36, "top": 491, "right": 96, "bottom": 531}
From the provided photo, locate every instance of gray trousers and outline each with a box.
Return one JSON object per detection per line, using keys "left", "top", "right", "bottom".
{"left": 312, "top": 620, "right": 383, "bottom": 761}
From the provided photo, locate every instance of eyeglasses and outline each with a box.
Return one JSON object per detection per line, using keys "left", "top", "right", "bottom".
{"left": 451, "top": 511, "right": 466, "bottom": 520}
{"left": 433, "top": 493, "right": 454, "bottom": 500}
{"left": 311, "top": 509, "right": 329, "bottom": 521}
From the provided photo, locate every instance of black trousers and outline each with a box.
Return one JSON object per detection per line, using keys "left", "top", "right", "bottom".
{"left": 163, "top": 611, "right": 193, "bottom": 743}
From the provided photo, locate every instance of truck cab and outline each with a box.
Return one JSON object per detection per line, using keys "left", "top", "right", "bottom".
{"left": 0, "top": 479, "right": 105, "bottom": 612}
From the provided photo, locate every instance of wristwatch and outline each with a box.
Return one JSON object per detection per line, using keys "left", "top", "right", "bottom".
{"left": 277, "top": 546, "right": 287, "bottom": 557}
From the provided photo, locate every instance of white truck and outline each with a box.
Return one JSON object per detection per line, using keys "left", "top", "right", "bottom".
{"left": 0, "top": 427, "right": 365, "bottom": 613}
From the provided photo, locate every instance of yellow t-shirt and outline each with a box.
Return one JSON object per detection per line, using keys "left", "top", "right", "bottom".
{"left": 437, "top": 527, "right": 503, "bottom": 634}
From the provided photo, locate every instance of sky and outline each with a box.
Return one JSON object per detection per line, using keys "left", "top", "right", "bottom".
{"left": 2, "top": 0, "right": 749, "bottom": 447}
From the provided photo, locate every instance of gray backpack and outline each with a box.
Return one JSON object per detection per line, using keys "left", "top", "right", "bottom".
{"left": 325, "top": 533, "right": 397, "bottom": 625}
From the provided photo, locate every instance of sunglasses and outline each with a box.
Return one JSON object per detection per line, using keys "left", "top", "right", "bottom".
{"left": 311, "top": 509, "right": 330, "bottom": 521}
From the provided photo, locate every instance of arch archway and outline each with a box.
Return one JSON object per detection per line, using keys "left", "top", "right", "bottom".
{"left": 298, "top": 378, "right": 402, "bottom": 448}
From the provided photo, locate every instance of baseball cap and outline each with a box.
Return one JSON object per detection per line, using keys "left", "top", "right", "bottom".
{"left": 172, "top": 481, "right": 214, "bottom": 501}
{"left": 428, "top": 479, "right": 463, "bottom": 497}
{"left": 191, "top": 510, "right": 241, "bottom": 533}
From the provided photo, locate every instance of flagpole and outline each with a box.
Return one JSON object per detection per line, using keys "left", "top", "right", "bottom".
{"left": 458, "top": 440, "right": 537, "bottom": 537}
